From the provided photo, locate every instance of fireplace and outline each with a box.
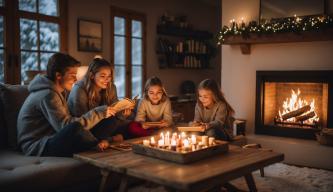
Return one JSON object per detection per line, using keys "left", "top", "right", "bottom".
{"left": 255, "top": 71, "right": 333, "bottom": 139}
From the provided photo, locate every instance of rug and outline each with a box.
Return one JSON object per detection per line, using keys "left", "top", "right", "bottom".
{"left": 129, "top": 163, "right": 333, "bottom": 192}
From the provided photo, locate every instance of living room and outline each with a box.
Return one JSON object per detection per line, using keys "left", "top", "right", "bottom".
{"left": 1, "top": 0, "right": 333, "bottom": 191}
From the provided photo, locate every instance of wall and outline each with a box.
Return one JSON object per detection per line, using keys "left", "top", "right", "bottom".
{"left": 67, "top": 0, "right": 220, "bottom": 95}
{"left": 221, "top": 0, "right": 333, "bottom": 134}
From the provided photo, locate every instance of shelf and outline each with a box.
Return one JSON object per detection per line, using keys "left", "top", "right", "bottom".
{"left": 156, "top": 51, "right": 210, "bottom": 57}
{"left": 157, "top": 25, "right": 213, "bottom": 39}
{"left": 222, "top": 28, "right": 333, "bottom": 54}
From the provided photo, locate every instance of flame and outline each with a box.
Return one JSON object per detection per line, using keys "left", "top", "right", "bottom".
{"left": 278, "top": 89, "right": 319, "bottom": 124}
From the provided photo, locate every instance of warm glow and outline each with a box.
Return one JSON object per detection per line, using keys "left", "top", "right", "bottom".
{"left": 278, "top": 89, "right": 319, "bottom": 124}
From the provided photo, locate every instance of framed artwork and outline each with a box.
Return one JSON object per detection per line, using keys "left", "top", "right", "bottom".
{"left": 77, "top": 19, "right": 102, "bottom": 52}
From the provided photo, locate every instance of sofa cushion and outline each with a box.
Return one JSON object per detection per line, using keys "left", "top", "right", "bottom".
{"left": 0, "top": 150, "right": 100, "bottom": 191}
{"left": 0, "top": 96, "right": 5, "bottom": 149}
{"left": 0, "top": 83, "right": 29, "bottom": 149}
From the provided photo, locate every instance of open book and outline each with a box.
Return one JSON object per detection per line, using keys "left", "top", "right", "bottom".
{"left": 111, "top": 95, "right": 138, "bottom": 112}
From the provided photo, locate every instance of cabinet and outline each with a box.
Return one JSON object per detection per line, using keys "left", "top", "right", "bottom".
{"left": 156, "top": 25, "right": 214, "bottom": 69}
{"left": 172, "top": 100, "right": 196, "bottom": 122}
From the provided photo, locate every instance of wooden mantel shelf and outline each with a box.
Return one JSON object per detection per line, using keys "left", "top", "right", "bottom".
{"left": 222, "top": 28, "right": 333, "bottom": 54}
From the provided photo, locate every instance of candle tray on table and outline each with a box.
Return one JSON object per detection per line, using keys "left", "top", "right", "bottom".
{"left": 132, "top": 136, "right": 229, "bottom": 164}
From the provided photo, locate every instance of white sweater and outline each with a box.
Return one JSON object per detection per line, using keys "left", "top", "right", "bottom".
{"left": 135, "top": 98, "right": 173, "bottom": 127}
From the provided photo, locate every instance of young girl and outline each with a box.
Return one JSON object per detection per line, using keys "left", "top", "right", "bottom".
{"left": 68, "top": 58, "right": 133, "bottom": 150}
{"left": 191, "top": 79, "right": 235, "bottom": 141}
{"left": 129, "top": 76, "right": 173, "bottom": 137}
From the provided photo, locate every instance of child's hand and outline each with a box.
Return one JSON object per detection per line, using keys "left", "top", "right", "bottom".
{"left": 97, "top": 140, "right": 110, "bottom": 151}
{"left": 142, "top": 123, "right": 150, "bottom": 129}
{"left": 112, "top": 134, "right": 124, "bottom": 142}
{"left": 200, "top": 123, "right": 209, "bottom": 132}
{"left": 159, "top": 120, "right": 168, "bottom": 128}
{"left": 106, "top": 107, "right": 117, "bottom": 118}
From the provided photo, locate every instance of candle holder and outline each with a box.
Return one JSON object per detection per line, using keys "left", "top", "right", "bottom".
{"left": 132, "top": 132, "right": 229, "bottom": 164}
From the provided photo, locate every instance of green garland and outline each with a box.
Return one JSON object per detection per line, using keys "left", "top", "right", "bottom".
{"left": 217, "top": 15, "right": 333, "bottom": 45}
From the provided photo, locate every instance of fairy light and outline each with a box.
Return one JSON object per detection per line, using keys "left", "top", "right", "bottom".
{"left": 217, "top": 15, "right": 333, "bottom": 44}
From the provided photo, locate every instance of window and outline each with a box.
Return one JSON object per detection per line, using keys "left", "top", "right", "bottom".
{"left": 0, "top": 1, "right": 5, "bottom": 82}
{"left": 0, "top": 0, "right": 66, "bottom": 84}
{"left": 111, "top": 6, "right": 146, "bottom": 98}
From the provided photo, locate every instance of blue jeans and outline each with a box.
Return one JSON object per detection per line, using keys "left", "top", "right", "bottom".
{"left": 42, "top": 121, "right": 98, "bottom": 157}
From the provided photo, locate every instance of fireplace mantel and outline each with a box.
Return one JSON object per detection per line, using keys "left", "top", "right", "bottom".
{"left": 223, "top": 28, "right": 333, "bottom": 54}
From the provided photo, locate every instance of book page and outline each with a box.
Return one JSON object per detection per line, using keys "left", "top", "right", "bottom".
{"left": 111, "top": 97, "right": 136, "bottom": 112}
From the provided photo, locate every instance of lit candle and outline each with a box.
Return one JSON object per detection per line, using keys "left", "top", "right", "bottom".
{"left": 181, "top": 132, "right": 186, "bottom": 139}
{"left": 208, "top": 137, "right": 215, "bottom": 146}
{"left": 201, "top": 136, "right": 208, "bottom": 146}
{"left": 165, "top": 131, "right": 170, "bottom": 146}
{"left": 171, "top": 139, "right": 177, "bottom": 151}
{"left": 191, "top": 135, "right": 197, "bottom": 145}
{"left": 183, "top": 139, "right": 190, "bottom": 151}
{"left": 160, "top": 132, "right": 164, "bottom": 140}
{"left": 172, "top": 132, "right": 177, "bottom": 139}
{"left": 150, "top": 137, "right": 156, "bottom": 146}
{"left": 143, "top": 139, "right": 150, "bottom": 146}
{"left": 158, "top": 139, "right": 164, "bottom": 148}
{"left": 191, "top": 144, "right": 196, "bottom": 151}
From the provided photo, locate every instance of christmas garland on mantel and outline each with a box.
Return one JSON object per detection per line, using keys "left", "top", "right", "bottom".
{"left": 217, "top": 15, "right": 333, "bottom": 45}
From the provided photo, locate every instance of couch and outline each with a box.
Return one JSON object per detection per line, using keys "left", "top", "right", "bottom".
{"left": 0, "top": 83, "right": 100, "bottom": 192}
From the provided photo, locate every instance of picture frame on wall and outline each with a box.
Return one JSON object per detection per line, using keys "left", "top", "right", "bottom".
{"left": 77, "top": 19, "right": 102, "bottom": 52}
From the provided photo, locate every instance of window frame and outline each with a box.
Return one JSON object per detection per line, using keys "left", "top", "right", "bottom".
{"left": 1, "top": 0, "right": 67, "bottom": 84}
{"left": 110, "top": 6, "right": 146, "bottom": 98}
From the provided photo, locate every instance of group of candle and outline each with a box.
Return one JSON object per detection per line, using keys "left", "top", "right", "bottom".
{"left": 142, "top": 132, "right": 216, "bottom": 152}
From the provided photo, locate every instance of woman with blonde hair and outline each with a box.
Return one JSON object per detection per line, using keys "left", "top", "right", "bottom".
{"left": 68, "top": 58, "right": 132, "bottom": 150}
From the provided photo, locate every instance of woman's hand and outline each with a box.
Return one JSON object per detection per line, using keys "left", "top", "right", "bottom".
{"left": 106, "top": 106, "right": 117, "bottom": 118}
{"left": 97, "top": 140, "right": 110, "bottom": 151}
{"left": 122, "top": 108, "right": 132, "bottom": 118}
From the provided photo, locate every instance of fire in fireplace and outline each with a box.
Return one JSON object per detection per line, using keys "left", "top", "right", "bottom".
{"left": 275, "top": 88, "right": 321, "bottom": 128}
{"left": 256, "top": 71, "right": 333, "bottom": 139}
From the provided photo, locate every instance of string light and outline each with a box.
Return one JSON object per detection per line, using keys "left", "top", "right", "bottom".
{"left": 217, "top": 15, "right": 333, "bottom": 45}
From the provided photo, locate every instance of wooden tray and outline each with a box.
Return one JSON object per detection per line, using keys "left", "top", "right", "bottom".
{"left": 132, "top": 140, "right": 229, "bottom": 164}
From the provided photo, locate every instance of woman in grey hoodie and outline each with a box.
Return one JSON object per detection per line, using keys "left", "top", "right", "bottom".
{"left": 17, "top": 53, "right": 115, "bottom": 157}
{"left": 68, "top": 58, "right": 133, "bottom": 147}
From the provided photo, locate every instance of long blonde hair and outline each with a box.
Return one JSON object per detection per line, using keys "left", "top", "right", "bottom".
{"left": 197, "top": 79, "right": 235, "bottom": 121}
{"left": 83, "top": 58, "right": 116, "bottom": 109}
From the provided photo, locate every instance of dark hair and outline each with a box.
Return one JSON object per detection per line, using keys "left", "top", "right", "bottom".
{"left": 143, "top": 76, "right": 167, "bottom": 102}
{"left": 197, "top": 78, "right": 235, "bottom": 115}
{"left": 83, "top": 58, "right": 115, "bottom": 109}
{"left": 46, "top": 53, "right": 80, "bottom": 81}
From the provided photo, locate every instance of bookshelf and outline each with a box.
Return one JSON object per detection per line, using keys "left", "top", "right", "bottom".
{"left": 156, "top": 25, "right": 214, "bottom": 69}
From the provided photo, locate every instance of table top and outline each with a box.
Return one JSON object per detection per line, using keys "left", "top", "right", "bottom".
{"left": 74, "top": 141, "right": 284, "bottom": 191}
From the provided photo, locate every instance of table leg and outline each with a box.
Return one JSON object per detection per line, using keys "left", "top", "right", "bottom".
{"left": 244, "top": 173, "right": 257, "bottom": 192}
{"left": 99, "top": 169, "right": 112, "bottom": 192}
{"left": 118, "top": 174, "right": 128, "bottom": 192}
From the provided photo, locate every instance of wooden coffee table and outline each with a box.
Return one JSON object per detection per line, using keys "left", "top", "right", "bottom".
{"left": 74, "top": 140, "right": 284, "bottom": 192}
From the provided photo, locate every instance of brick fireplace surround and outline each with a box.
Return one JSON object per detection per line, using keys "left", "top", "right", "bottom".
{"left": 255, "top": 71, "right": 333, "bottom": 140}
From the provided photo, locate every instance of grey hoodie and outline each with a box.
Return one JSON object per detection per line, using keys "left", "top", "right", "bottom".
{"left": 17, "top": 74, "right": 107, "bottom": 156}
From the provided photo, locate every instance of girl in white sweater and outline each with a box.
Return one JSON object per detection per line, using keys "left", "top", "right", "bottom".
{"left": 129, "top": 76, "right": 173, "bottom": 137}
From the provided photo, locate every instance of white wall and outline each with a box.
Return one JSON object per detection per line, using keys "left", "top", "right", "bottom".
{"left": 67, "top": 0, "right": 220, "bottom": 95}
{"left": 221, "top": 0, "right": 333, "bottom": 134}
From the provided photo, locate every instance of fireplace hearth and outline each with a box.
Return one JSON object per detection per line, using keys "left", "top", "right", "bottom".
{"left": 255, "top": 71, "right": 333, "bottom": 139}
